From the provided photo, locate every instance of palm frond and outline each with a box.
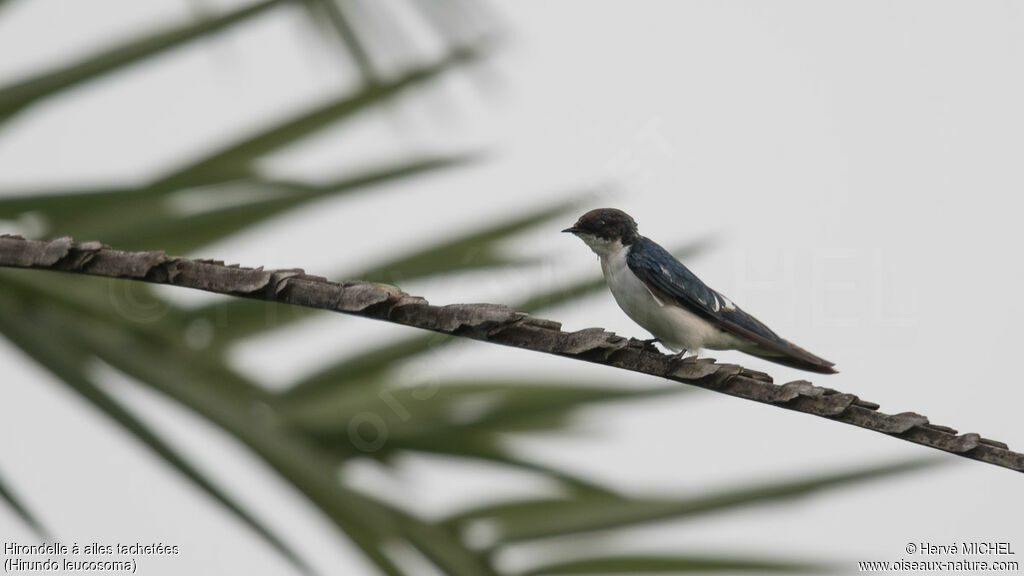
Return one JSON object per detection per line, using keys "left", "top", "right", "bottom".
{"left": 445, "top": 459, "right": 938, "bottom": 547}
{"left": 0, "top": 467, "right": 48, "bottom": 540}
{"left": 0, "top": 278, "right": 310, "bottom": 574}
{"left": 520, "top": 555, "right": 822, "bottom": 575}
{"left": 151, "top": 40, "right": 495, "bottom": 191}
{"left": 300, "top": 0, "right": 377, "bottom": 81}
{"left": 0, "top": 0, "right": 288, "bottom": 126}
{"left": 184, "top": 196, "right": 585, "bottom": 346}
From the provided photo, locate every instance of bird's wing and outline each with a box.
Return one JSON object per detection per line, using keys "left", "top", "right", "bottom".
{"left": 627, "top": 237, "right": 836, "bottom": 373}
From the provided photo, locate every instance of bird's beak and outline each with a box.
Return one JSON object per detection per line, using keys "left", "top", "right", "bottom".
{"left": 562, "top": 226, "right": 580, "bottom": 234}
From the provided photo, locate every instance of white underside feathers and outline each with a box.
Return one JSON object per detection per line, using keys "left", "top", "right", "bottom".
{"left": 581, "top": 234, "right": 747, "bottom": 354}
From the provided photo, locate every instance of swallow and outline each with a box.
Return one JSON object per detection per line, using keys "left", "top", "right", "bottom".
{"left": 563, "top": 208, "right": 836, "bottom": 374}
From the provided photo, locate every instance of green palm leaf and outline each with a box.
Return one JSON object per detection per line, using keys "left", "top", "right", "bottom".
{"left": 152, "top": 41, "right": 495, "bottom": 191}
{"left": 300, "top": 0, "right": 377, "bottom": 81}
{"left": 0, "top": 0, "right": 288, "bottom": 126}
{"left": 0, "top": 281, "right": 310, "bottom": 574}
{"left": 284, "top": 379, "right": 683, "bottom": 495}
{"left": 358, "top": 197, "right": 584, "bottom": 283}
{"left": 185, "top": 196, "right": 584, "bottom": 346}
{"left": 521, "top": 555, "right": 821, "bottom": 575}
{"left": 118, "top": 156, "right": 475, "bottom": 254}
{"left": 0, "top": 270, "right": 493, "bottom": 575}
{"left": 445, "top": 459, "right": 937, "bottom": 547}
{"left": 0, "top": 467, "right": 48, "bottom": 540}
{"left": 283, "top": 381, "right": 680, "bottom": 440}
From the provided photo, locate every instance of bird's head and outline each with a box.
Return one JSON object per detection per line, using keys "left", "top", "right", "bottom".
{"left": 563, "top": 208, "right": 640, "bottom": 256}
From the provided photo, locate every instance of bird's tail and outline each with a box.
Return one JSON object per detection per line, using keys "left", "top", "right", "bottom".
{"left": 749, "top": 340, "right": 838, "bottom": 374}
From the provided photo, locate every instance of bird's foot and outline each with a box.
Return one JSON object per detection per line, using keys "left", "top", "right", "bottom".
{"left": 641, "top": 337, "right": 661, "bottom": 348}
{"left": 667, "top": 349, "right": 702, "bottom": 369}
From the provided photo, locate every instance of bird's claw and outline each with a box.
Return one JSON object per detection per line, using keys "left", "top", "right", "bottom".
{"left": 632, "top": 337, "right": 661, "bottom": 351}
{"left": 667, "top": 349, "right": 693, "bottom": 369}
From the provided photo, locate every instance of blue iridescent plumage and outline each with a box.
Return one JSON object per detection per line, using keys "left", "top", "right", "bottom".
{"left": 627, "top": 237, "right": 781, "bottom": 344}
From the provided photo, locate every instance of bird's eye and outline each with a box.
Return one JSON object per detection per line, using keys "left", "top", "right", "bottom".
{"left": 598, "top": 220, "right": 606, "bottom": 226}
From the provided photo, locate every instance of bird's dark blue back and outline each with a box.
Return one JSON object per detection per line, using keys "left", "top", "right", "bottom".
{"left": 626, "top": 236, "right": 784, "bottom": 345}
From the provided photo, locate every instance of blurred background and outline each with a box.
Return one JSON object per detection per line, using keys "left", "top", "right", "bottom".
{"left": 1, "top": 1, "right": 1022, "bottom": 574}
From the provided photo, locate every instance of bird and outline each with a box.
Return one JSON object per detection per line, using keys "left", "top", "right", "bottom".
{"left": 563, "top": 208, "right": 836, "bottom": 374}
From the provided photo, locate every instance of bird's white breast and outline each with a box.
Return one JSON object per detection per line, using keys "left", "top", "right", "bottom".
{"left": 593, "top": 239, "right": 743, "bottom": 354}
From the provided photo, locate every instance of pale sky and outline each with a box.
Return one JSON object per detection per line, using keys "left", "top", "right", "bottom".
{"left": 1, "top": 1, "right": 1022, "bottom": 574}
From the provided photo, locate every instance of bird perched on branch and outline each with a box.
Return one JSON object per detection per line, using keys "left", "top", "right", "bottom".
{"left": 564, "top": 208, "right": 836, "bottom": 374}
